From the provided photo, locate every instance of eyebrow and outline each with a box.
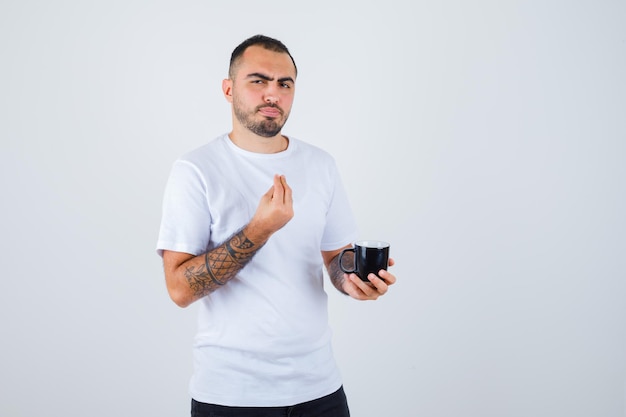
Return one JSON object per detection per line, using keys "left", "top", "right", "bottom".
{"left": 246, "top": 72, "right": 295, "bottom": 84}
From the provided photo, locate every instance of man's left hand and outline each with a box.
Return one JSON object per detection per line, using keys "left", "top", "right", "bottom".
{"left": 343, "top": 258, "right": 396, "bottom": 300}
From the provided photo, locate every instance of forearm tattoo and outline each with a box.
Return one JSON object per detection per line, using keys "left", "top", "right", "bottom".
{"left": 328, "top": 252, "right": 353, "bottom": 295}
{"left": 184, "top": 230, "right": 260, "bottom": 297}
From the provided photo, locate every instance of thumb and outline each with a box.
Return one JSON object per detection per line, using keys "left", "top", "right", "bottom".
{"left": 262, "top": 183, "right": 275, "bottom": 200}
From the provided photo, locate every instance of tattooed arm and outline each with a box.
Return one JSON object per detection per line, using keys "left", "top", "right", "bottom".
{"left": 162, "top": 175, "right": 293, "bottom": 307}
{"left": 163, "top": 227, "right": 265, "bottom": 307}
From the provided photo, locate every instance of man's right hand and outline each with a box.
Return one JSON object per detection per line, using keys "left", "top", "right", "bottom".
{"left": 246, "top": 174, "right": 294, "bottom": 243}
{"left": 163, "top": 175, "right": 294, "bottom": 307}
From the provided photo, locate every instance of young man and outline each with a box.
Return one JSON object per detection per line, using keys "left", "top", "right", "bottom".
{"left": 157, "top": 34, "right": 396, "bottom": 417}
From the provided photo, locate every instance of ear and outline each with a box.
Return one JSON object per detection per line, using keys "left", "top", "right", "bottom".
{"left": 222, "top": 79, "right": 233, "bottom": 103}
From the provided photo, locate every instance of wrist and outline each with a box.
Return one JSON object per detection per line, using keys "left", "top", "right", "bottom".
{"left": 244, "top": 220, "right": 273, "bottom": 246}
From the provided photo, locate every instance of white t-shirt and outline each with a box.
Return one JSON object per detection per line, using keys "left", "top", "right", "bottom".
{"left": 156, "top": 134, "right": 358, "bottom": 406}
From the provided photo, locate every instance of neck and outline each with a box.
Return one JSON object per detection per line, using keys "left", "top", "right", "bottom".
{"left": 229, "top": 127, "right": 288, "bottom": 154}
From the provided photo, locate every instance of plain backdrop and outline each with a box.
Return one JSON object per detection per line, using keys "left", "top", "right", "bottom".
{"left": 1, "top": 1, "right": 625, "bottom": 416}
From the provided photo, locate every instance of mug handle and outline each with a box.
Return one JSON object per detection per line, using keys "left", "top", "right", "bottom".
{"left": 338, "top": 247, "right": 356, "bottom": 274}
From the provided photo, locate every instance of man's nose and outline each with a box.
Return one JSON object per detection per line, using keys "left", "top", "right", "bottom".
{"left": 264, "top": 84, "right": 279, "bottom": 104}
{"left": 264, "top": 95, "right": 278, "bottom": 104}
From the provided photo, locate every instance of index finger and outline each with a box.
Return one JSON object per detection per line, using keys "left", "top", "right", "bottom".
{"left": 280, "top": 175, "right": 293, "bottom": 203}
{"left": 377, "top": 269, "right": 396, "bottom": 286}
{"left": 367, "top": 272, "right": 391, "bottom": 293}
{"left": 271, "top": 174, "right": 285, "bottom": 202}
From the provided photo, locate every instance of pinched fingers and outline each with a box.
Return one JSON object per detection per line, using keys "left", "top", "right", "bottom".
{"left": 278, "top": 174, "right": 293, "bottom": 204}
{"left": 274, "top": 175, "right": 294, "bottom": 219}
{"left": 269, "top": 174, "right": 293, "bottom": 205}
{"left": 271, "top": 174, "right": 285, "bottom": 202}
{"left": 252, "top": 175, "right": 294, "bottom": 237}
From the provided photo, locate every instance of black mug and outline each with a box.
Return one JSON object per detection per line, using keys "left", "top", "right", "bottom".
{"left": 339, "top": 240, "right": 390, "bottom": 282}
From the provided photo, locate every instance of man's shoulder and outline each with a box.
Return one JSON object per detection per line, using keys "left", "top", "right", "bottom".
{"left": 178, "top": 134, "right": 227, "bottom": 164}
{"left": 290, "top": 137, "right": 335, "bottom": 162}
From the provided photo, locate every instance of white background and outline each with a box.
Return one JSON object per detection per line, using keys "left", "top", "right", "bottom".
{"left": 1, "top": 1, "right": 625, "bottom": 416}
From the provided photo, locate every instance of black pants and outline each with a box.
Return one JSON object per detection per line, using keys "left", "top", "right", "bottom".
{"left": 191, "top": 386, "right": 350, "bottom": 417}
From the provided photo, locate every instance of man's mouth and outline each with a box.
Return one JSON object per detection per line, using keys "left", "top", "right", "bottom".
{"left": 258, "top": 106, "right": 282, "bottom": 118}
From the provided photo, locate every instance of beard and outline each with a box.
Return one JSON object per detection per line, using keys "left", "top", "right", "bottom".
{"left": 233, "top": 97, "right": 289, "bottom": 138}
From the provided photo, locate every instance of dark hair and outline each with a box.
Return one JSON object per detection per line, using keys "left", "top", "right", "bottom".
{"left": 229, "top": 34, "right": 298, "bottom": 78}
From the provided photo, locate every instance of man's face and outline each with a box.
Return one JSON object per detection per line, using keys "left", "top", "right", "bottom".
{"left": 227, "top": 45, "right": 296, "bottom": 137}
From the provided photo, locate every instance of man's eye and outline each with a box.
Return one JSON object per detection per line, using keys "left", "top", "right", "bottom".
{"left": 280, "top": 83, "right": 291, "bottom": 88}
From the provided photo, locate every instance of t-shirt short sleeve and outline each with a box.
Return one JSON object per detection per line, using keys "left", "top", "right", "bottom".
{"left": 156, "top": 160, "right": 212, "bottom": 257}
{"left": 319, "top": 161, "right": 358, "bottom": 251}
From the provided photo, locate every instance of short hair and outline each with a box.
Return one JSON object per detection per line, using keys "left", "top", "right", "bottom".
{"left": 228, "top": 34, "right": 298, "bottom": 79}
